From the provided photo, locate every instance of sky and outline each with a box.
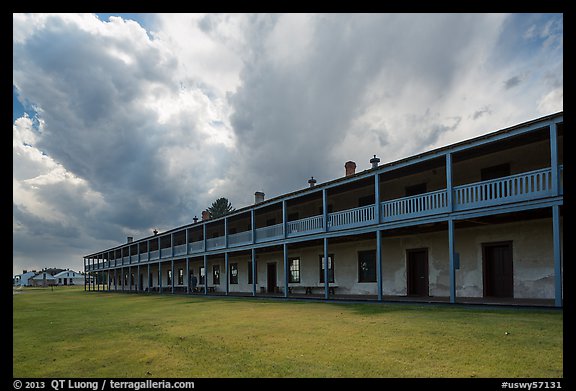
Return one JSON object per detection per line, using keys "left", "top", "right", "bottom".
{"left": 12, "top": 13, "right": 563, "bottom": 275}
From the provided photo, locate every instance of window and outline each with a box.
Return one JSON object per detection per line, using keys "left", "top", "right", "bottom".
{"left": 200, "top": 267, "right": 205, "bottom": 285}
{"left": 358, "top": 250, "right": 377, "bottom": 282}
{"left": 248, "top": 261, "right": 257, "bottom": 284}
{"left": 230, "top": 263, "right": 238, "bottom": 284}
{"left": 131, "top": 273, "right": 135, "bottom": 286}
{"left": 405, "top": 183, "right": 427, "bottom": 197}
{"left": 289, "top": 258, "right": 300, "bottom": 283}
{"left": 319, "top": 254, "right": 335, "bottom": 283}
{"left": 167, "top": 270, "right": 172, "bottom": 285}
{"left": 213, "top": 265, "right": 220, "bottom": 285}
{"left": 149, "top": 272, "right": 153, "bottom": 287}
{"left": 58, "top": 278, "right": 62, "bottom": 284}
{"left": 358, "top": 195, "right": 375, "bottom": 207}
{"left": 124, "top": 273, "right": 128, "bottom": 286}
{"left": 178, "top": 268, "right": 184, "bottom": 285}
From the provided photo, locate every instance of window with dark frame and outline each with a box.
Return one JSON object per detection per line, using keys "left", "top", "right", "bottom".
{"left": 319, "top": 254, "right": 335, "bottom": 283}
{"left": 178, "top": 268, "right": 184, "bottom": 285}
{"left": 230, "top": 263, "right": 238, "bottom": 284}
{"left": 167, "top": 270, "right": 172, "bottom": 285}
{"left": 358, "top": 250, "right": 377, "bottom": 282}
{"left": 200, "top": 266, "right": 205, "bottom": 285}
{"left": 213, "top": 264, "right": 220, "bottom": 285}
{"left": 289, "top": 257, "right": 300, "bottom": 283}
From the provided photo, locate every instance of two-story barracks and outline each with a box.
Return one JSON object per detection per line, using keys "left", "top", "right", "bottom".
{"left": 84, "top": 112, "right": 564, "bottom": 307}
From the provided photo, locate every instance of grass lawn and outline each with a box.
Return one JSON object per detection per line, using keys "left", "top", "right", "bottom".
{"left": 13, "top": 286, "right": 563, "bottom": 378}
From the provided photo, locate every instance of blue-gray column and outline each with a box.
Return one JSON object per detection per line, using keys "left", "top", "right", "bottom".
{"left": 322, "top": 189, "right": 328, "bottom": 231}
{"left": 186, "top": 257, "right": 190, "bottom": 294}
{"left": 128, "top": 266, "right": 131, "bottom": 292}
{"left": 203, "top": 255, "right": 208, "bottom": 295}
{"left": 448, "top": 218, "right": 456, "bottom": 303}
{"left": 203, "top": 224, "right": 207, "bottom": 252}
{"left": 83, "top": 258, "right": 86, "bottom": 291}
{"left": 374, "top": 173, "right": 380, "bottom": 224}
{"left": 282, "top": 200, "right": 287, "bottom": 238}
{"left": 225, "top": 252, "right": 229, "bottom": 296}
{"left": 114, "top": 268, "right": 117, "bottom": 291}
{"left": 171, "top": 259, "right": 175, "bottom": 294}
{"left": 251, "top": 210, "right": 256, "bottom": 244}
{"left": 446, "top": 153, "right": 453, "bottom": 212}
{"left": 252, "top": 248, "right": 256, "bottom": 296}
{"left": 283, "top": 243, "right": 289, "bottom": 298}
{"left": 376, "top": 230, "right": 382, "bottom": 301}
{"left": 324, "top": 237, "right": 329, "bottom": 300}
{"left": 550, "top": 122, "right": 559, "bottom": 195}
{"left": 147, "top": 263, "right": 150, "bottom": 293}
{"left": 121, "top": 267, "right": 124, "bottom": 292}
{"left": 137, "top": 265, "right": 140, "bottom": 292}
{"left": 552, "top": 205, "right": 562, "bottom": 307}
{"left": 225, "top": 218, "right": 229, "bottom": 248}
{"left": 159, "top": 262, "right": 162, "bottom": 294}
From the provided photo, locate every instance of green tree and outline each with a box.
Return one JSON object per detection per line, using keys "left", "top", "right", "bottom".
{"left": 207, "top": 197, "right": 235, "bottom": 218}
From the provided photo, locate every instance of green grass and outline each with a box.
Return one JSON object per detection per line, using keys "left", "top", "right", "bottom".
{"left": 13, "top": 286, "right": 563, "bottom": 378}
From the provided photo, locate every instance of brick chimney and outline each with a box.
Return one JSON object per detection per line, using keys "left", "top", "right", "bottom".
{"left": 255, "top": 191, "right": 265, "bottom": 204}
{"left": 308, "top": 176, "right": 317, "bottom": 187}
{"left": 127, "top": 236, "right": 133, "bottom": 243}
{"left": 202, "top": 210, "right": 210, "bottom": 221}
{"left": 370, "top": 155, "right": 380, "bottom": 169}
{"left": 345, "top": 161, "right": 356, "bottom": 176}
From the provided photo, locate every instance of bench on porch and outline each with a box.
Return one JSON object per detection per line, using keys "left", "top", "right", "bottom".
{"left": 288, "top": 283, "right": 339, "bottom": 295}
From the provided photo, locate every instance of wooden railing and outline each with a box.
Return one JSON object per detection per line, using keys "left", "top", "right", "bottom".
{"left": 381, "top": 189, "right": 449, "bottom": 221}
{"left": 328, "top": 205, "right": 375, "bottom": 230}
{"left": 287, "top": 215, "right": 323, "bottom": 236}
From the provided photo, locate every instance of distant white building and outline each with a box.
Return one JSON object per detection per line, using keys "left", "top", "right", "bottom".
{"left": 29, "top": 271, "right": 57, "bottom": 287}
{"left": 53, "top": 270, "right": 84, "bottom": 286}
{"left": 13, "top": 271, "right": 36, "bottom": 286}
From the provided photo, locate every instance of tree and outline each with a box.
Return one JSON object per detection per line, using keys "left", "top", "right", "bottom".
{"left": 207, "top": 197, "right": 235, "bottom": 218}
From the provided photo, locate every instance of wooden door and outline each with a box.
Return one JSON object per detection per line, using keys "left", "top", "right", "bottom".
{"left": 407, "top": 249, "right": 429, "bottom": 296}
{"left": 267, "top": 263, "right": 277, "bottom": 293}
{"left": 483, "top": 242, "right": 513, "bottom": 298}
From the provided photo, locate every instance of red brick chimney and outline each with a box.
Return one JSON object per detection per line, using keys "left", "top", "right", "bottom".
{"left": 202, "top": 210, "right": 210, "bottom": 221}
{"left": 255, "top": 191, "right": 265, "bottom": 204}
{"left": 345, "top": 161, "right": 356, "bottom": 176}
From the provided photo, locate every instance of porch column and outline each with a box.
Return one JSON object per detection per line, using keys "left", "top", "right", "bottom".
{"left": 251, "top": 210, "right": 256, "bottom": 244}
{"left": 552, "top": 205, "right": 562, "bottom": 307}
{"left": 92, "top": 259, "right": 95, "bottom": 291}
{"left": 448, "top": 218, "right": 456, "bottom": 303}
{"left": 137, "top": 265, "right": 140, "bottom": 292}
{"left": 159, "top": 262, "right": 162, "bottom": 294}
{"left": 283, "top": 243, "right": 289, "bottom": 298}
{"left": 128, "top": 266, "right": 131, "bottom": 292}
{"left": 121, "top": 267, "right": 124, "bottom": 292}
{"left": 186, "top": 257, "right": 190, "bottom": 294}
{"left": 282, "top": 200, "right": 287, "bottom": 239}
{"left": 446, "top": 153, "right": 453, "bottom": 212}
{"left": 225, "top": 218, "right": 229, "bottom": 248}
{"left": 203, "top": 255, "right": 208, "bottom": 295}
{"left": 114, "top": 269, "right": 117, "bottom": 291}
{"left": 322, "top": 189, "right": 328, "bottom": 232}
{"left": 171, "top": 259, "right": 175, "bottom": 294}
{"left": 550, "top": 122, "right": 559, "bottom": 195}
{"left": 374, "top": 173, "right": 380, "bottom": 224}
{"left": 83, "top": 258, "right": 86, "bottom": 291}
{"left": 225, "top": 252, "right": 229, "bottom": 296}
{"left": 147, "top": 263, "right": 150, "bottom": 293}
{"left": 376, "top": 230, "right": 382, "bottom": 301}
{"left": 252, "top": 248, "right": 256, "bottom": 296}
{"left": 324, "top": 237, "right": 329, "bottom": 300}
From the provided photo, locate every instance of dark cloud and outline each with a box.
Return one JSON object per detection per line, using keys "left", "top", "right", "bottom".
{"left": 504, "top": 75, "right": 522, "bottom": 90}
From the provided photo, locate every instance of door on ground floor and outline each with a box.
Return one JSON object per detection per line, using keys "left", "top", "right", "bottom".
{"left": 407, "top": 248, "right": 429, "bottom": 296}
{"left": 267, "top": 262, "right": 277, "bottom": 293}
{"left": 483, "top": 242, "right": 513, "bottom": 298}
